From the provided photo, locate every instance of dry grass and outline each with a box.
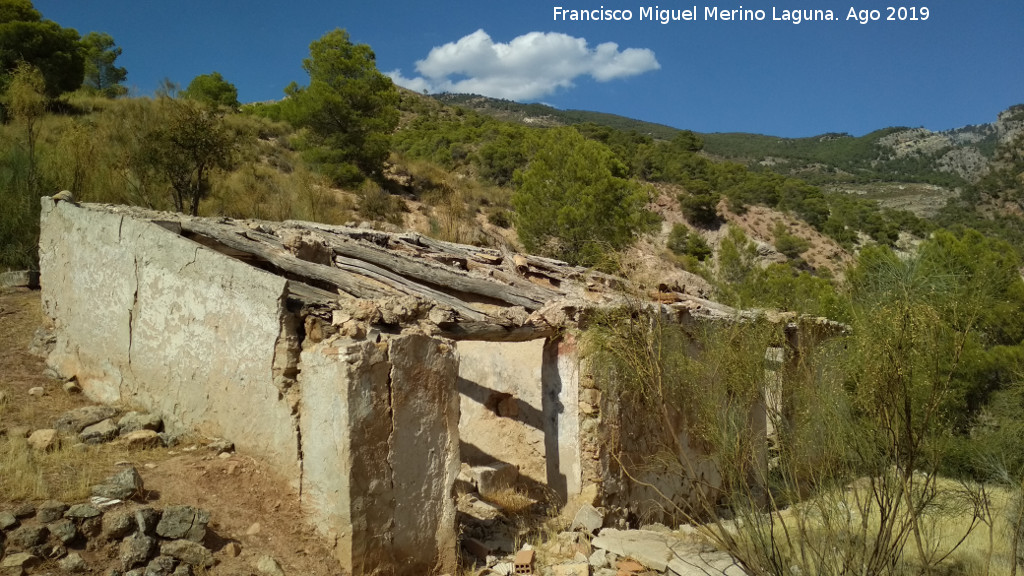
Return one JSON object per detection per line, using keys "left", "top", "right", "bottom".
{"left": 0, "top": 290, "right": 178, "bottom": 503}
{"left": 702, "top": 477, "right": 1022, "bottom": 576}
{"left": 0, "top": 431, "right": 178, "bottom": 502}
{"left": 0, "top": 389, "right": 181, "bottom": 503}
{"left": 481, "top": 487, "right": 537, "bottom": 516}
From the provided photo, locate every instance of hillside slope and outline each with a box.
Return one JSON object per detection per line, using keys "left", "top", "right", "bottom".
{"left": 433, "top": 93, "right": 1024, "bottom": 219}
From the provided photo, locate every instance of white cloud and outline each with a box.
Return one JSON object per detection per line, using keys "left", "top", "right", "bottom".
{"left": 387, "top": 29, "right": 659, "bottom": 100}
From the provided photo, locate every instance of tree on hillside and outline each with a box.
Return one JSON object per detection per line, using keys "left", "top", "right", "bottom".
{"left": 281, "top": 28, "right": 399, "bottom": 185}
{"left": 512, "top": 127, "right": 655, "bottom": 266}
{"left": 4, "top": 61, "right": 46, "bottom": 191}
{"left": 140, "top": 98, "right": 238, "bottom": 215}
{"left": 81, "top": 31, "right": 127, "bottom": 98}
{"left": 182, "top": 71, "right": 239, "bottom": 109}
{"left": 0, "top": 0, "right": 83, "bottom": 96}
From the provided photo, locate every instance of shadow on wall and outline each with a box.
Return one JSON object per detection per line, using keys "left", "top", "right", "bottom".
{"left": 458, "top": 376, "right": 545, "bottom": 429}
{"left": 542, "top": 340, "right": 567, "bottom": 501}
{"left": 459, "top": 440, "right": 562, "bottom": 500}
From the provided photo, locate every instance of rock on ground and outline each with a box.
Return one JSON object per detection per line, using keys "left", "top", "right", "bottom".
{"left": 48, "top": 518, "right": 78, "bottom": 544}
{"left": 1, "top": 552, "right": 41, "bottom": 572}
{"left": 36, "top": 500, "right": 68, "bottom": 523}
{"left": 570, "top": 504, "right": 604, "bottom": 534}
{"left": 92, "top": 466, "right": 145, "bottom": 500}
{"left": 144, "top": 555, "right": 177, "bottom": 576}
{"left": 255, "top": 556, "right": 286, "bottom": 576}
{"left": 160, "top": 539, "right": 214, "bottom": 568}
{"left": 0, "top": 511, "right": 18, "bottom": 530}
{"left": 135, "top": 507, "right": 162, "bottom": 535}
{"left": 55, "top": 405, "right": 117, "bottom": 433}
{"left": 120, "top": 533, "right": 157, "bottom": 571}
{"left": 155, "top": 506, "right": 209, "bottom": 542}
{"left": 551, "top": 563, "right": 589, "bottom": 576}
{"left": 80, "top": 418, "right": 120, "bottom": 444}
{"left": 58, "top": 552, "right": 88, "bottom": 573}
{"left": 102, "top": 509, "right": 137, "bottom": 540}
{"left": 64, "top": 504, "right": 101, "bottom": 519}
{"left": 27, "top": 428, "right": 59, "bottom": 451}
{"left": 118, "top": 412, "right": 163, "bottom": 434}
{"left": 7, "top": 525, "right": 48, "bottom": 549}
{"left": 117, "top": 429, "right": 162, "bottom": 449}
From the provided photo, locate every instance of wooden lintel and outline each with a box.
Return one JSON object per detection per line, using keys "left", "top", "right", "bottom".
{"left": 435, "top": 321, "right": 557, "bottom": 342}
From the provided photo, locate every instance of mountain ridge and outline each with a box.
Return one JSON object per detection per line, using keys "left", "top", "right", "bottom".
{"left": 433, "top": 93, "right": 1023, "bottom": 188}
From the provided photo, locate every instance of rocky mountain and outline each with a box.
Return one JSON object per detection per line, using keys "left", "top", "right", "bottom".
{"left": 434, "top": 93, "right": 1023, "bottom": 218}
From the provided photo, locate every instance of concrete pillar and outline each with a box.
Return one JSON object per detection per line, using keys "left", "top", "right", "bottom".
{"left": 299, "top": 334, "right": 459, "bottom": 576}
{"left": 389, "top": 335, "right": 459, "bottom": 575}
{"left": 542, "top": 334, "right": 582, "bottom": 502}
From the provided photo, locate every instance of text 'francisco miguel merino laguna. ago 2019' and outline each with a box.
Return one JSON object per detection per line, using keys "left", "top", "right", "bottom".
{"left": 552, "top": 6, "right": 931, "bottom": 25}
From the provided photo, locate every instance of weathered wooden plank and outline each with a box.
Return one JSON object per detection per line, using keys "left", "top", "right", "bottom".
{"left": 328, "top": 239, "right": 559, "bottom": 310}
{"left": 285, "top": 281, "right": 340, "bottom": 307}
{"left": 179, "top": 220, "right": 392, "bottom": 300}
{"left": 332, "top": 255, "right": 487, "bottom": 322}
{"left": 282, "top": 222, "right": 558, "bottom": 307}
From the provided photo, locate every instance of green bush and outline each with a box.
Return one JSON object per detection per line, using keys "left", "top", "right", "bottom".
{"left": 667, "top": 224, "right": 712, "bottom": 261}
{"left": 512, "top": 127, "right": 656, "bottom": 266}
{"left": 772, "top": 221, "right": 810, "bottom": 259}
{"left": 488, "top": 208, "right": 511, "bottom": 228}
{"left": 182, "top": 72, "right": 239, "bottom": 109}
{"left": 279, "top": 29, "right": 399, "bottom": 183}
{"left": 678, "top": 188, "right": 720, "bottom": 226}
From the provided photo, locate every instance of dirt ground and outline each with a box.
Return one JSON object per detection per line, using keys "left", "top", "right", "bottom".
{"left": 0, "top": 288, "right": 342, "bottom": 576}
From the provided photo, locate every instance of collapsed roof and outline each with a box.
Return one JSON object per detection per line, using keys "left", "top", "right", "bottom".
{"left": 77, "top": 203, "right": 846, "bottom": 342}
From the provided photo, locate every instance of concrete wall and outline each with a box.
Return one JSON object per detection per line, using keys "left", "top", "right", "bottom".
{"left": 39, "top": 199, "right": 301, "bottom": 477}
{"left": 299, "top": 334, "right": 459, "bottom": 576}
{"left": 40, "top": 201, "right": 460, "bottom": 576}
{"left": 457, "top": 340, "right": 547, "bottom": 485}
{"left": 456, "top": 335, "right": 582, "bottom": 501}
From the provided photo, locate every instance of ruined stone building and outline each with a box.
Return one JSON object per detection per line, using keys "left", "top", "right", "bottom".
{"left": 37, "top": 199, "right": 842, "bottom": 575}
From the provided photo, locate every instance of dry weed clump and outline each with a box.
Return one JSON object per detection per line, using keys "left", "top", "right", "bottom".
{"left": 481, "top": 487, "right": 537, "bottom": 516}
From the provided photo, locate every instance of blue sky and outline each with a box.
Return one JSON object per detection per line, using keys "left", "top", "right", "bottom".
{"left": 34, "top": 0, "right": 1024, "bottom": 137}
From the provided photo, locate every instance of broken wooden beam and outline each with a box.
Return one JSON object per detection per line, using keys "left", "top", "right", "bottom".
{"left": 179, "top": 220, "right": 392, "bottom": 300}
{"left": 327, "top": 240, "right": 558, "bottom": 310}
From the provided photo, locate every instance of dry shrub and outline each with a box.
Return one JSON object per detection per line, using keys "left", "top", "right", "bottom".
{"left": 206, "top": 163, "right": 352, "bottom": 224}
{"left": 356, "top": 180, "right": 405, "bottom": 225}
{"left": 482, "top": 487, "right": 536, "bottom": 516}
{"left": 582, "top": 265, "right": 1006, "bottom": 576}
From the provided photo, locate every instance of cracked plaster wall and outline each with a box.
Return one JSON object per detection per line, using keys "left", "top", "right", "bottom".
{"left": 39, "top": 198, "right": 302, "bottom": 479}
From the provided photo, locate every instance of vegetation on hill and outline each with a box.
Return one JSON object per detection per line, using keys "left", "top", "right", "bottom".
{"left": 249, "top": 28, "right": 399, "bottom": 186}
{"left": 431, "top": 92, "right": 993, "bottom": 188}
{"left": 937, "top": 131, "right": 1024, "bottom": 257}
{"left": 701, "top": 128, "right": 972, "bottom": 187}
{"left": 432, "top": 92, "right": 682, "bottom": 140}
{"left": 0, "top": 0, "right": 84, "bottom": 98}
{"left": 511, "top": 127, "right": 656, "bottom": 266}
